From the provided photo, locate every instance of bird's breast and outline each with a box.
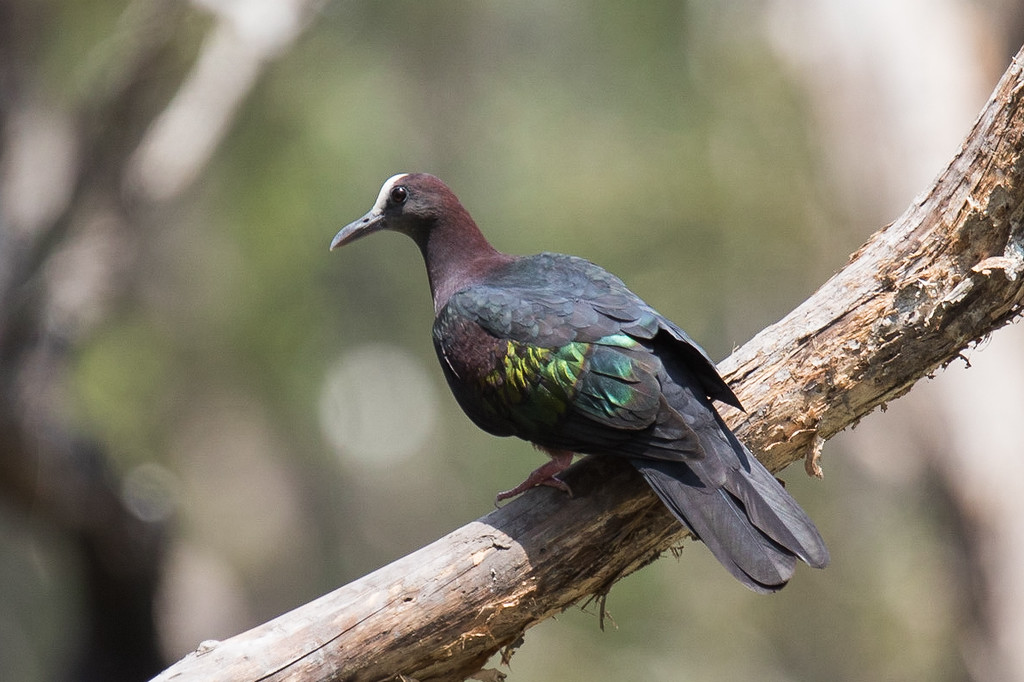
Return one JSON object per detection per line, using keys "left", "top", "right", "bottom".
{"left": 432, "top": 311, "right": 582, "bottom": 439}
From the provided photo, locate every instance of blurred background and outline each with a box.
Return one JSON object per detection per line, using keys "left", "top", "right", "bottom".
{"left": 2, "top": 1, "right": 1023, "bottom": 680}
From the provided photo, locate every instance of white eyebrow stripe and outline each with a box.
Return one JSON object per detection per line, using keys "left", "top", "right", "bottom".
{"left": 371, "top": 173, "right": 410, "bottom": 213}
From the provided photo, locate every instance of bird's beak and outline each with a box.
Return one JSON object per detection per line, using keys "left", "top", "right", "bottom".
{"left": 330, "top": 210, "right": 386, "bottom": 251}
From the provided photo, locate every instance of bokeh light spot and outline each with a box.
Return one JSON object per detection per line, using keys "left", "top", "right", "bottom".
{"left": 319, "top": 344, "right": 437, "bottom": 468}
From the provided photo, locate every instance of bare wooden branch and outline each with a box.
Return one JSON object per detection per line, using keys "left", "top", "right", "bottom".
{"left": 153, "top": 47, "right": 1024, "bottom": 682}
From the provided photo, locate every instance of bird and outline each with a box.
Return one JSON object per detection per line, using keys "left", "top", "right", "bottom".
{"left": 330, "top": 173, "right": 828, "bottom": 592}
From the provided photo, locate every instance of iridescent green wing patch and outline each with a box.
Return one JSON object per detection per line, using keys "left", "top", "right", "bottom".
{"left": 480, "top": 340, "right": 582, "bottom": 433}
{"left": 572, "top": 334, "right": 661, "bottom": 429}
{"left": 482, "top": 333, "right": 661, "bottom": 437}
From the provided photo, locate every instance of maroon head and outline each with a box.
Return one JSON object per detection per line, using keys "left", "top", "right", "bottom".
{"left": 330, "top": 173, "right": 469, "bottom": 251}
{"left": 331, "top": 174, "right": 508, "bottom": 310}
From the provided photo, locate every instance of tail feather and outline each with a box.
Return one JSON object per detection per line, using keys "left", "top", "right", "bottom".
{"left": 633, "top": 458, "right": 799, "bottom": 592}
{"left": 710, "top": 410, "right": 830, "bottom": 569}
{"left": 631, "top": 408, "right": 829, "bottom": 591}
{"left": 726, "top": 464, "right": 830, "bottom": 569}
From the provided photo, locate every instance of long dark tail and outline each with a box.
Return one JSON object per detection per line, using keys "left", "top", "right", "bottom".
{"left": 631, "top": 416, "right": 829, "bottom": 593}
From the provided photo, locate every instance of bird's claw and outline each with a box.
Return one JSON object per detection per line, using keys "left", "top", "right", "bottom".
{"left": 493, "top": 449, "right": 575, "bottom": 506}
{"left": 494, "top": 475, "right": 572, "bottom": 506}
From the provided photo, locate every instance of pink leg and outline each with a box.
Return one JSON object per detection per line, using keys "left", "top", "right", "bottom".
{"left": 495, "top": 450, "right": 575, "bottom": 504}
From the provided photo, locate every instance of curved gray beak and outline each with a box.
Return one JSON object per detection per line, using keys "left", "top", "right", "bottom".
{"left": 330, "top": 210, "right": 386, "bottom": 251}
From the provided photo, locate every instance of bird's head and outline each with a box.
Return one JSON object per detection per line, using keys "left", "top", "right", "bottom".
{"left": 330, "top": 173, "right": 460, "bottom": 250}
{"left": 331, "top": 173, "right": 505, "bottom": 310}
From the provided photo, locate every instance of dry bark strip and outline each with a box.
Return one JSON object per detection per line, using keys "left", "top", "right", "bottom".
{"left": 152, "top": 48, "right": 1024, "bottom": 682}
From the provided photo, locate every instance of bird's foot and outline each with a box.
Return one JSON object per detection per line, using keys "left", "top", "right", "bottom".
{"left": 495, "top": 474, "right": 571, "bottom": 504}
{"left": 495, "top": 450, "right": 574, "bottom": 505}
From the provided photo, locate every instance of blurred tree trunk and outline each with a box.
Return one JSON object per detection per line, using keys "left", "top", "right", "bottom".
{"left": 0, "top": 1, "right": 319, "bottom": 679}
{"left": 152, "top": 45, "right": 1024, "bottom": 682}
{"left": 769, "top": 2, "right": 1024, "bottom": 679}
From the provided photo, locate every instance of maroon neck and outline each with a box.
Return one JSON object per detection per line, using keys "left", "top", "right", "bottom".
{"left": 413, "top": 204, "right": 513, "bottom": 313}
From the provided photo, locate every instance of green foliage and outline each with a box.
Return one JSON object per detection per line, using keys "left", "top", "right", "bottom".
{"left": 73, "top": 317, "right": 176, "bottom": 469}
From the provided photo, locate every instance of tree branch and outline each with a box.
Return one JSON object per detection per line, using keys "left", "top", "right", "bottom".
{"left": 153, "top": 46, "right": 1024, "bottom": 682}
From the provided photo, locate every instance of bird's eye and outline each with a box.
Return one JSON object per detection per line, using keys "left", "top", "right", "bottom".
{"left": 390, "top": 186, "right": 408, "bottom": 204}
